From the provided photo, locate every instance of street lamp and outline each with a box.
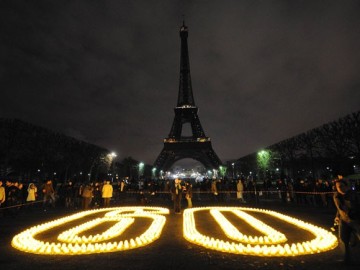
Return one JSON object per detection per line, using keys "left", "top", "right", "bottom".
{"left": 139, "top": 162, "right": 145, "bottom": 180}
{"left": 232, "top": 163, "right": 235, "bottom": 179}
{"left": 107, "top": 152, "right": 117, "bottom": 182}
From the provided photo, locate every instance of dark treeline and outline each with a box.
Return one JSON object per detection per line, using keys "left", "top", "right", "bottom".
{"left": 0, "top": 119, "right": 110, "bottom": 182}
{"left": 2, "top": 110, "right": 359, "bottom": 184}
{"left": 236, "top": 110, "right": 360, "bottom": 180}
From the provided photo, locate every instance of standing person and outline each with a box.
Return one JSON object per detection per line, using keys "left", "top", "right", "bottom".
{"left": 18, "top": 183, "right": 27, "bottom": 206}
{"left": 26, "top": 183, "right": 37, "bottom": 209}
{"left": 92, "top": 182, "right": 102, "bottom": 208}
{"left": 185, "top": 181, "right": 193, "bottom": 208}
{"left": 236, "top": 178, "right": 245, "bottom": 203}
{"left": 171, "top": 178, "right": 183, "bottom": 214}
{"left": 81, "top": 183, "right": 93, "bottom": 210}
{"left": 287, "top": 180, "right": 295, "bottom": 203}
{"left": 42, "top": 179, "right": 56, "bottom": 209}
{"left": 118, "top": 180, "right": 126, "bottom": 204}
{"left": 333, "top": 176, "right": 360, "bottom": 264}
{"left": 7, "top": 181, "right": 20, "bottom": 216}
{"left": 101, "top": 181, "right": 113, "bottom": 207}
{"left": 64, "top": 181, "right": 75, "bottom": 209}
{"left": 163, "top": 180, "right": 171, "bottom": 201}
{"left": 0, "top": 180, "right": 5, "bottom": 216}
{"left": 75, "top": 183, "right": 83, "bottom": 209}
{"left": 0, "top": 180, "right": 5, "bottom": 205}
{"left": 211, "top": 178, "right": 218, "bottom": 202}
{"left": 222, "top": 179, "right": 231, "bottom": 203}
{"left": 277, "top": 179, "right": 288, "bottom": 204}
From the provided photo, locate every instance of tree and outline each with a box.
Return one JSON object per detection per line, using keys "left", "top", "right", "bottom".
{"left": 257, "top": 150, "right": 272, "bottom": 180}
{"left": 296, "top": 130, "right": 321, "bottom": 179}
{"left": 219, "top": 165, "right": 227, "bottom": 178}
{"left": 316, "top": 119, "right": 352, "bottom": 175}
{"left": 121, "top": 157, "right": 139, "bottom": 180}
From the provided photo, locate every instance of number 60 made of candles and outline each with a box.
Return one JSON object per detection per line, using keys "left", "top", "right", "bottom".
{"left": 11, "top": 206, "right": 338, "bottom": 256}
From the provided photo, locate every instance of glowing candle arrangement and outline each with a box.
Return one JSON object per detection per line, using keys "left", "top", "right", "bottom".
{"left": 210, "top": 209, "right": 287, "bottom": 244}
{"left": 12, "top": 206, "right": 337, "bottom": 257}
{"left": 12, "top": 207, "right": 169, "bottom": 255}
{"left": 183, "top": 207, "right": 338, "bottom": 257}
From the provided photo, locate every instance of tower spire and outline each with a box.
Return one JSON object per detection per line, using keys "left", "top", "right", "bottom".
{"left": 177, "top": 22, "right": 195, "bottom": 106}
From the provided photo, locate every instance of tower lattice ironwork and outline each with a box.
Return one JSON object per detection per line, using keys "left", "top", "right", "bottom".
{"left": 154, "top": 22, "right": 222, "bottom": 171}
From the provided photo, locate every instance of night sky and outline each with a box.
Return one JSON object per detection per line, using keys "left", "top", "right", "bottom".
{"left": 1, "top": 0, "right": 360, "bottom": 166}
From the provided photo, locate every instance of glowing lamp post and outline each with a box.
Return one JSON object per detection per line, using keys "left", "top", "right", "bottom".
{"left": 232, "top": 163, "right": 235, "bottom": 179}
{"left": 108, "top": 152, "right": 117, "bottom": 182}
{"left": 138, "top": 162, "right": 145, "bottom": 180}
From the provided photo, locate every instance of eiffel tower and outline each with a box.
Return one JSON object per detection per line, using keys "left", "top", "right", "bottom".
{"left": 154, "top": 22, "right": 222, "bottom": 171}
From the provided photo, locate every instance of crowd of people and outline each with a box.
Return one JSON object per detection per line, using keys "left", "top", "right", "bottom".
{"left": 1, "top": 176, "right": 359, "bottom": 215}
{"left": 152, "top": 176, "right": 358, "bottom": 208}
{"left": 0, "top": 179, "right": 118, "bottom": 216}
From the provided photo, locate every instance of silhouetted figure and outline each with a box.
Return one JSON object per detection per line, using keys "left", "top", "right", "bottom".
{"left": 42, "top": 180, "right": 56, "bottom": 209}
{"left": 185, "top": 181, "right": 193, "bottom": 208}
{"left": 81, "top": 183, "right": 93, "bottom": 210}
{"left": 171, "top": 178, "right": 183, "bottom": 214}
{"left": 333, "top": 176, "right": 360, "bottom": 264}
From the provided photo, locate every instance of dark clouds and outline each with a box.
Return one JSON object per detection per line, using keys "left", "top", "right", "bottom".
{"left": 1, "top": 0, "right": 360, "bottom": 165}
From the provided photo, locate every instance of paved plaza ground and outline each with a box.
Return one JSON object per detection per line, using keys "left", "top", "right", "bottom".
{"left": 1, "top": 199, "right": 359, "bottom": 270}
